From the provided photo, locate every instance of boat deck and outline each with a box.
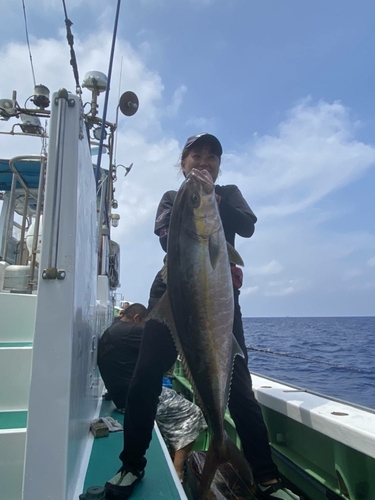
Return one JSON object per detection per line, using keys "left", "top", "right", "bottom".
{"left": 83, "top": 400, "right": 186, "bottom": 499}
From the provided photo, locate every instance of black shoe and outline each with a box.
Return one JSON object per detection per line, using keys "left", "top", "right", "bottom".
{"left": 105, "top": 467, "right": 145, "bottom": 499}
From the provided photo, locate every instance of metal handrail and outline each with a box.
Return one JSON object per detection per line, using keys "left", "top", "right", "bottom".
{"left": 0, "top": 155, "right": 45, "bottom": 262}
{"left": 9, "top": 155, "right": 44, "bottom": 201}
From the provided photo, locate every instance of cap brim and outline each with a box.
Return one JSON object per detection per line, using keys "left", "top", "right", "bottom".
{"left": 184, "top": 133, "right": 222, "bottom": 156}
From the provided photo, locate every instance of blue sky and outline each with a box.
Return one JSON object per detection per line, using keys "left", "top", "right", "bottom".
{"left": 0, "top": 0, "right": 374, "bottom": 316}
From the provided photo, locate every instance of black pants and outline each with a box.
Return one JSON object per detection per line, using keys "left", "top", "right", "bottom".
{"left": 120, "top": 286, "right": 279, "bottom": 483}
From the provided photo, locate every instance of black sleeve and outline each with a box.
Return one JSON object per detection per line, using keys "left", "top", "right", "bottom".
{"left": 154, "top": 190, "right": 177, "bottom": 252}
{"left": 216, "top": 185, "right": 257, "bottom": 238}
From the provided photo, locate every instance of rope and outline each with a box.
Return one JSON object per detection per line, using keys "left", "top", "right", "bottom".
{"left": 21, "top": 0, "right": 36, "bottom": 87}
{"left": 61, "top": 0, "right": 82, "bottom": 96}
{"left": 246, "top": 345, "right": 362, "bottom": 373}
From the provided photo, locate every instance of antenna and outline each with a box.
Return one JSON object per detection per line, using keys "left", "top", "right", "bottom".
{"left": 113, "top": 56, "right": 124, "bottom": 169}
{"left": 21, "top": 0, "right": 37, "bottom": 87}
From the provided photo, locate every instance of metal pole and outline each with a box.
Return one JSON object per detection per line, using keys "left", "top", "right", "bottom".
{"left": 18, "top": 190, "right": 29, "bottom": 264}
{"left": 28, "top": 156, "right": 46, "bottom": 292}
{"left": 1, "top": 173, "right": 18, "bottom": 261}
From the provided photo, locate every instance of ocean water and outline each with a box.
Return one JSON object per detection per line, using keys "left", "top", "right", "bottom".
{"left": 243, "top": 316, "right": 375, "bottom": 410}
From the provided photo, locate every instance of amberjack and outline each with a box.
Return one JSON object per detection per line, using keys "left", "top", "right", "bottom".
{"left": 149, "top": 168, "right": 253, "bottom": 498}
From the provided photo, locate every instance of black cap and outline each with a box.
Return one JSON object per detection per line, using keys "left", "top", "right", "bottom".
{"left": 183, "top": 133, "right": 223, "bottom": 156}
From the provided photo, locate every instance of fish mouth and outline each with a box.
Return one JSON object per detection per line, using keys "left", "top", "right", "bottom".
{"left": 188, "top": 168, "right": 214, "bottom": 194}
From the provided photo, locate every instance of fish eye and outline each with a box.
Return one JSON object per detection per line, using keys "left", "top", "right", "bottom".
{"left": 191, "top": 193, "right": 200, "bottom": 206}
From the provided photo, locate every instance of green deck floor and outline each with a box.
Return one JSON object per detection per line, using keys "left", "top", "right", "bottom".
{"left": 83, "top": 400, "right": 184, "bottom": 499}
{"left": 0, "top": 342, "right": 33, "bottom": 348}
{"left": 0, "top": 410, "right": 27, "bottom": 430}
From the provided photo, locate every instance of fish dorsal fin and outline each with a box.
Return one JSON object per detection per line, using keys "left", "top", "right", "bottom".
{"left": 227, "top": 242, "right": 245, "bottom": 267}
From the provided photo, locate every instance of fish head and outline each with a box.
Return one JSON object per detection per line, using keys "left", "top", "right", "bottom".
{"left": 180, "top": 168, "right": 221, "bottom": 238}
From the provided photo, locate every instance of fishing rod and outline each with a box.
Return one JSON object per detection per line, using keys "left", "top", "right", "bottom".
{"left": 246, "top": 345, "right": 362, "bottom": 373}
{"left": 94, "top": 0, "right": 122, "bottom": 187}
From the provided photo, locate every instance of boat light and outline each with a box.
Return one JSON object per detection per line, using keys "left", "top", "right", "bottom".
{"left": 111, "top": 213, "right": 120, "bottom": 228}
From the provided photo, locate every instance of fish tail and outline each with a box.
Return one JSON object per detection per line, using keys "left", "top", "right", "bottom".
{"left": 198, "top": 432, "right": 253, "bottom": 499}
{"left": 224, "top": 431, "right": 254, "bottom": 490}
{"left": 198, "top": 441, "right": 222, "bottom": 500}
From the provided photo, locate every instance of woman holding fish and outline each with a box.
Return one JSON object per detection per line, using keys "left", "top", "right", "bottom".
{"left": 105, "top": 133, "right": 299, "bottom": 500}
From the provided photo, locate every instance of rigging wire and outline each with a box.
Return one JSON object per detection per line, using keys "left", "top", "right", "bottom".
{"left": 61, "top": 0, "right": 82, "bottom": 96}
{"left": 21, "top": 0, "right": 36, "bottom": 87}
{"left": 246, "top": 345, "right": 362, "bottom": 372}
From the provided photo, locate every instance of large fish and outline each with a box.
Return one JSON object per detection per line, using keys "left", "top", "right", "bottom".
{"left": 149, "top": 168, "right": 253, "bottom": 498}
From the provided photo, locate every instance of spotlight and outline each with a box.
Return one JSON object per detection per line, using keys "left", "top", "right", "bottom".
{"left": 93, "top": 126, "right": 106, "bottom": 141}
{"left": 20, "top": 114, "right": 43, "bottom": 135}
{"left": 0, "top": 99, "right": 15, "bottom": 120}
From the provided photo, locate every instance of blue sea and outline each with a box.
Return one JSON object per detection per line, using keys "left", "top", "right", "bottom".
{"left": 243, "top": 316, "right": 375, "bottom": 410}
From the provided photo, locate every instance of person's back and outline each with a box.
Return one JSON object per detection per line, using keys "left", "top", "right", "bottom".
{"left": 98, "top": 303, "right": 147, "bottom": 409}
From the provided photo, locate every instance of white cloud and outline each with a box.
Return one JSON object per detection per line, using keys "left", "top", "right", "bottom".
{"left": 264, "top": 286, "right": 296, "bottom": 297}
{"left": 247, "top": 259, "right": 283, "bottom": 277}
{"left": 241, "top": 285, "right": 259, "bottom": 296}
{"left": 184, "top": 116, "right": 217, "bottom": 131}
{"left": 164, "top": 85, "right": 188, "bottom": 117}
{"left": 219, "top": 98, "right": 375, "bottom": 219}
{"left": 343, "top": 268, "right": 363, "bottom": 280}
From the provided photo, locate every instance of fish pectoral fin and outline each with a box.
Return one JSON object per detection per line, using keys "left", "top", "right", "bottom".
{"left": 208, "top": 232, "right": 221, "bottom": 269}
{"left": 227, "top": 242, "right": 245, "bottom": 267}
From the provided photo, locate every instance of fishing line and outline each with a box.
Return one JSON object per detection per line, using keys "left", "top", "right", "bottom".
{"left": 21, "top": 0, "right": 36, "bottom": 87}
{"left": 246, "top": 345, "right": 362, "bottom": 372}
{"left": 113, "top": 56, "right": 124, "bottom": 170}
